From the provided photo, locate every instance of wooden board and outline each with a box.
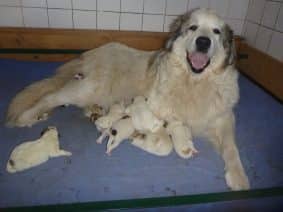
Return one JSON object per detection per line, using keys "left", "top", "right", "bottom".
{"left": 0, "top": 28, "right": 169, "bottom": 51}
{"left": 237, "top": 42, "right": 283, "bottom": 101}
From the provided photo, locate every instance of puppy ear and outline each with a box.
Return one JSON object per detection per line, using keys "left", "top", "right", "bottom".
{"left": 223, "top": 25, "right": 236, "bottom": 65}
{"left": 165, "top": 12, "right": 191, "bottom": 50}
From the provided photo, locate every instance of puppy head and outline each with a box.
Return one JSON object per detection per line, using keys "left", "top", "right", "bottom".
{"left": 166, "top": 8, "right": 236, "bottom": 77}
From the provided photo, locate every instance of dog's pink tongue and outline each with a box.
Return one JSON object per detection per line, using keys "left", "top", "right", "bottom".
{"left": 188, "top": 52, "right": 209, "bottom": 70}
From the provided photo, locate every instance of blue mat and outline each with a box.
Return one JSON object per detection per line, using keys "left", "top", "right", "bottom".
{"left": 0, "top": 59, "right": 282, "bottom": 207}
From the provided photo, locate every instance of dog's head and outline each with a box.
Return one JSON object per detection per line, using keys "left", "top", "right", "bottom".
{"left": 166, "top": 8, "right": 235, "bottom": 76}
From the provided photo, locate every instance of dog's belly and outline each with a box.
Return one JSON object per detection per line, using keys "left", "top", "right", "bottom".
{"left": 74, "top": 43, "right": 156, "bottom": 108}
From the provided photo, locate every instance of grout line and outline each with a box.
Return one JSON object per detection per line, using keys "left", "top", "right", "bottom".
{"left": 163, "top": 0, "right": 167, "bottom": 32}
{"left": 96, "top": 0, "right": 98, "bottom": 29}
{"left": 118, "top": 0, "right": 121, "bottom": 30}
{"left": 266, "top": 2, "right": 282, "bottom": 54}
{"left": 141, "top": 0, "right": 145, "bottom": 31}
{"left": 20, "top": 0, "right": 25, "bottom": 27}
{"left": 253, "top": 0, "right": 267, "bottom": 48}
{"left": 274, "top": 2, "right": 282, "bottom": 30}
{"left": 71, "top": 0, "right": 74, "bottom": 29}
{"left": 46, "top": 0, "right": 50, "bottom": 28}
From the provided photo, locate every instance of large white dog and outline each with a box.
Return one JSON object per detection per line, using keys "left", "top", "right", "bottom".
{"left": 6, "top": 9, "right": 249, "bottom": 190}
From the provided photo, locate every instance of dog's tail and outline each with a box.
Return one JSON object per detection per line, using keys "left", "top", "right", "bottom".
{"left": 6, "top": 59, "right": 81, "bottom": 127}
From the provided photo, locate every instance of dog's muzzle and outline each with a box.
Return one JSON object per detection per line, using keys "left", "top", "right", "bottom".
{"left": 187, "top": 36, "right": 211, "bottom": 74}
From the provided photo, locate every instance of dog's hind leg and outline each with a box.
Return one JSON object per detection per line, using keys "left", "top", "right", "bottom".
{"left": 16, "top": 80, "right": 96, "bottom": 127}
{"left": 207, "top": 112, "right": 250, "bottom": 191}
{"left": 6, "top": 58, "right": 83, "bottom": 127}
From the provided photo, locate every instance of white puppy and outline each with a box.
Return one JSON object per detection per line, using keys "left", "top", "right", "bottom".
{"left": 95, "top": 102, "right": 125, "bottom": 131}
{"left": 131, "top": 128, "right": 173, "bottom": 156}
{"left": 96, "top": 116, "right": 135, "bottom": 155}
{"left": 166, "top": 121, "right": 198, "bottom": 159}
{"left": 6, "top": 127, "right": 71, "bottom": 173}
{"left": 125, "top": 96, "right": 164, "bottom": 133}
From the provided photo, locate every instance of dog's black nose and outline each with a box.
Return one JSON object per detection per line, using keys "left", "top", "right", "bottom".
{"left": 196, "top": 36, "right": 211, "bottom": 52}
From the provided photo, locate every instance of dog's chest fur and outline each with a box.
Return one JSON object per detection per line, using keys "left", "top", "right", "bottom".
{"left": 148, "top": 55, "right": 239, "bottom": 135}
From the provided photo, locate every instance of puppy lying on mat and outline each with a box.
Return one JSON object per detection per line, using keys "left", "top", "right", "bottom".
{"left": 6, "top": 127, "right": 71, "bottom": 173}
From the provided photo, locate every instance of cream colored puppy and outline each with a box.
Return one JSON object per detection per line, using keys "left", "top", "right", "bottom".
{"left": 95, "top": 102, "right": 125, "bottom": 131}
{"left": 6, "top": 127, "right": 71, "bottom": 173}
{"left": 131, "top": 128, "right": 173, "bottom": 156}
{"left": 125, "top": 96, "right": 164, "bottom": 133}
{"left": 96, "top": 116, "right": 135, "bottom": 155}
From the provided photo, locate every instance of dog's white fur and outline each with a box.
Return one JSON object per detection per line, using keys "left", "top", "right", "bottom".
{"left": 125, "top": 96, "right": 164, "bottom": 133}
{"left": 6, "top": 9, "right": 249, "bottom": 190}
{"left": 6, "top": 127, "right": 71, "bottom": 173}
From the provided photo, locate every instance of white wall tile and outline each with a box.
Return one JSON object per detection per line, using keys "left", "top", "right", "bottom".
{"left": 164, "top": 15, "right": 177, "bottom": 32}
{"left": 23, "top": 7, "right": 48, "bottom": 27}
{"left": 246, "top": 0, "right": 266, "bottom": 24}
{"left": 142, "top": 14, "right": 164, "bottom": 32}
{"left": 209, "top": 0, "right": 229, "bottom": 17}
{"left": 47, "top": 0, "right": 72, "bottom": 9}
{"left": 144, "top": 0, "right": 165, "bottom": 14}
{"left": 120, "top": 13, "right": 142, "bottom": 31}
{"left": 48, "top": 9, "right": 73, "bottom": 28}
{"left": 22, "top": 0, "right": 47, "bottom": 7}
{"left": 73, "top": 10, "right": 96, "bottom": 29}
{"left": 0, "top": 0, "right": 21, "bottom": 6}
{"left": 97, "top": 0, "right": 120, "bottom": 12}
{"left": 261, "top": 1, "right": 280, "bottom": 28}
{"left": 0, "top": 6, "right": 23, "bottom": 26}
{"left": 227, "top": 0, "right": 249, "bottom": 19}
{"left": 97, "top": 11, "right": 120, "bottom": 30}
{"left": 268, "top": 31, "right": 283, "bottom": 61}
{"left": 244, "top": 21, "right": 259, "bottom": 45}
{"left": 255, "top": 26, "right": 272, "bottom": 52}
{"left": 225, "top": 19, "right": 244, "bottom": 35}
{"left": 121, "top": 0, "right": 143, "bottom": 13}
{"left": 188, "top": 0, "right": 209, "bottom": 10}
{"left": 72, "top": 0, "right": 96, "bottom": 10}
{"left": 275, "top": 5, "right": 283, "bottom": 32}
{"left": 209, "top": 0, "right": 230, "bottom": 18}
{"left": 166, "top": 0, "right": 188, "bottom": 15}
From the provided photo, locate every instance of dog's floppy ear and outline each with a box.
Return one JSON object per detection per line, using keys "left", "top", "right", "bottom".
{"left": 165, "top": 12, "right": 191, "bottom": 50}
{"left": 223, "top": 25, "right": 236, "bottom": 65}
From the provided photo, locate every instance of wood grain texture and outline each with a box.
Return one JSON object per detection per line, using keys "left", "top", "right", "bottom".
{"left": 237, "top": 42, "right": 283, "bottom": 101}
{"left": 0, "top": 28, "right": 169, "bottom": 50}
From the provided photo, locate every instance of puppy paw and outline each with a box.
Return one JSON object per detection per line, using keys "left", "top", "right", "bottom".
{"left": 178, "top": 147, "right": 198, "bottom": 159}
{"left": 225, "top": 169, "right": 250, "bottom": 191}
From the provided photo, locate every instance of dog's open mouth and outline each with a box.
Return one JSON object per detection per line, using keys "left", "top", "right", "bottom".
{"left": 187, "top": 52, "right": 210, "bottom": 74}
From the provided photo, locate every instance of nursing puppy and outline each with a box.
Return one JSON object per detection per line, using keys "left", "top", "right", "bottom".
{"left": 6, "top": 9, "right": 249, "bottom": 190}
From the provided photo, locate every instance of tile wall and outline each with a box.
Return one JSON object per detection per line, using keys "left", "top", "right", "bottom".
{"left": 0, "top": 0, "right": 248, "bottom": 34}
{"left": 243, "top": 0, "right": 283, "bottom": 61}
{"left": 0, "top": 0, "right": 281, "bottom": 61}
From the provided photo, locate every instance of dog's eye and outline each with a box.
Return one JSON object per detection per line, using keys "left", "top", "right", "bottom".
{"left": 213, "top": 28, "right": 221, "bottom": 34}
{"left": 189, "top": 25, "right": 198, "bottom": 31}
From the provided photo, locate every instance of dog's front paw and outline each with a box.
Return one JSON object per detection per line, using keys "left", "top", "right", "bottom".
{"left": 225, "top": 169, "right": 250, "bottom": 191}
